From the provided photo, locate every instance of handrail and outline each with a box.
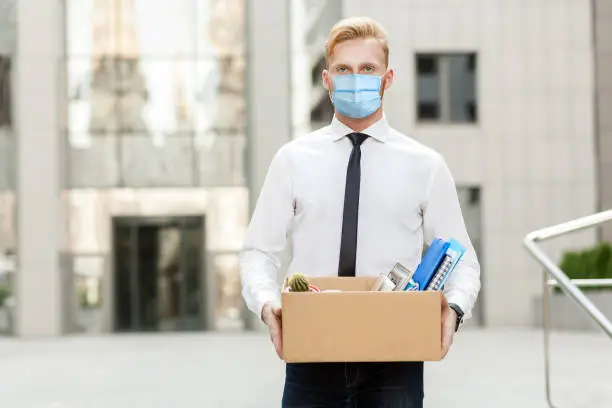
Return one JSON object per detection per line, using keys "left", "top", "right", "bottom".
{"left": 547, "top": 278, "right": 612, "bottom": 289}
{"left": 524, "top": 209, "right": 612, "bottom": 336}
{"left": 523, "top": 209, "right": 612, "bottom": 408}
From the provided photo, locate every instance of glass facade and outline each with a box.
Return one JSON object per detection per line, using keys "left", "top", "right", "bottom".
{"left": 65, "top": 0, "right": 246, "bottom": 188}
{"left": 0, "top": 0, "right": 15, "bottom": 335}
{"left": 293, "top": 0, "right": 341, "bottom": 133}
{"left": 62, "top": 0, "right": 248, "bottom": 332}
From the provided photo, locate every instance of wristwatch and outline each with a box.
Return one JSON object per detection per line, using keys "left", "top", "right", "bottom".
{"left": 448, "top": 303, "right": 464, "bottom": 332}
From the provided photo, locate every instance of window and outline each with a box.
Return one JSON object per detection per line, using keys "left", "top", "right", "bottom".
{"left": 416, "top": 53, "right": 477, "bottom": 123}
{"left": 65, "top": 0, "right": 247, "bottom": 188}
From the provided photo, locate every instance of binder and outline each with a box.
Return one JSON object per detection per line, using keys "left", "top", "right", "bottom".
{"left": 410, "top": 238, "right": 450, "bottom": 290}
{"left": 425, "top": 255, "right": 452, "bottom": 291}
{"left": 425, "top": 238, "right": 467, "bottom": 291}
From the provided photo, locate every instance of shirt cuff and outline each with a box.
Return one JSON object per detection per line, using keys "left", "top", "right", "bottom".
{"left": 256, "top": 290, "right": 281, "bottom": 321}
{"left": 444, "top": 292, "right": 471, "bottom": 320}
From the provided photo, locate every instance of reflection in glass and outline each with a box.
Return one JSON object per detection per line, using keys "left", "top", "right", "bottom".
{"left": 72, "top": 255, "right": 106, "bottom": 333}
{"left": 65, "top": 0, "right": 247, "bottom": 189}
{"left": 214, "top": 252, "right": 244, "bottom": 330}
{"left": 181, "top": 224, "right": 203, "bottom": 326}
{"left": 0, "top": 193, "right": 15, "bottom": 250}
{"left": 0, "top": 128, "right": 15, "bottom": 190}
{"left": 121, "top": 133, "right": 195, "bottom": 187}
{"left": 0, "top": 57, "right": 11, "bottom": 128}
{"left": 0, "top": 192, "right": 15, "bottom": 335}
{"left": 90, "top": 56, "right": 148, "bottom": 134}
{"left": 63, "top": 0, "right": 249, "bottom": 333}
{"left": 157, "top": 226, "right": 182, "bottom": 331}
{"left": 448, "top": 54, "right": 477, "bottom": 122}
{"left": 113, "top": 217, "right": 205, "bottom": 332}
{"left": 416, "top": 55, "right": 440, "bottom": 120}
{"left": 456, "top": 186, "right": 483, "bottom": 326}
{"left": 416, "top": 53, "right": 477, "bottom": 123}
{"left": 0, "top": 193, "right": 15, "bottom": 334}
{"left": 196, "top": 134, "right": 246, "bottom": 186}
{"left": 0, "top": 0, "right": 15, "bottom": 337}
{"left": 67, "top": 133, "right": 120, "bottom": 187}
{"left": 0, "top": 250, "right": 15, "bottom": 335}
{"left": 0, "top": 1, "right": 16, "bottom": 56}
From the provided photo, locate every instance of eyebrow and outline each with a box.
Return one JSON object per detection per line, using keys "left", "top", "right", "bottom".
{"left": 332, "top": 62, "right": 380, "bottom": 70}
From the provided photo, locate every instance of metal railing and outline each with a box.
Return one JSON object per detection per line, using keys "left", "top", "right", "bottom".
{"left": 523, "top": 209, "right": 612, "bottom": 408}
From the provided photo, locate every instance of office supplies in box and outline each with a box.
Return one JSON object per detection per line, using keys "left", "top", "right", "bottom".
{"left": 370, "top": 263, "right": 415, "bottom": 291}
{"left": 410, "top": 237, "right": 466, "bottom": 291}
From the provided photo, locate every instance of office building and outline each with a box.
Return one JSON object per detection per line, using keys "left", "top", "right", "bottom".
{"left": 0, "top": 0, "right": 609, "bottom": 337}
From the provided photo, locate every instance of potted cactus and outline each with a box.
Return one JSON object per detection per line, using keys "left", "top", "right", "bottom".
{"left": 286, "top": 273, "right": 320, "bottom": 293}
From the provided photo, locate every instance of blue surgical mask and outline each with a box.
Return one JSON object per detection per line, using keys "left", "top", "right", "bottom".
{"left": 331, "top": 74, "right": 383, "bottom": 119}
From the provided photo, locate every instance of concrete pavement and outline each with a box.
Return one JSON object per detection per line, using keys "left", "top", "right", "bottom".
{"left": 0, "top": 328, "right": 610, "bottom": 408}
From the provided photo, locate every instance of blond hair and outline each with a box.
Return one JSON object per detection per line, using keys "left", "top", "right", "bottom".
{"left": 325, "top": 17, "right": 389, "bottom": 67}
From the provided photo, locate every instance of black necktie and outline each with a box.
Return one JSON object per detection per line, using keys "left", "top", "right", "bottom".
{"left": 338, "top": 132, "right": 369, "bottom": 277}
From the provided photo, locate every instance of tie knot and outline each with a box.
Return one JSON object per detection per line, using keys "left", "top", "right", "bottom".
{"left": 347, "top": 133, "right": 369, "bottom": 147}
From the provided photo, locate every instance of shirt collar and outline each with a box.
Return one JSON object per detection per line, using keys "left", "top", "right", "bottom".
{"left": 330, "top": 114, "right": 390, "bottom": 143}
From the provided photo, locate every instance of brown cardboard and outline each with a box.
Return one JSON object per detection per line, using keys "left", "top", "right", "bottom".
{"left": 282, "top": 277, "right": 442, "bottom": 363}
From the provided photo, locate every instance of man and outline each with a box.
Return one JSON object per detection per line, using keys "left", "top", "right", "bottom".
{"left": 240, "top": 16, "right": 481, "bottom": 407}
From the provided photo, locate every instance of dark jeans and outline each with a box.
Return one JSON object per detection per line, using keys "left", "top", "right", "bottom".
{"left": 282, "top": 361, "right": 424, "bottom": 408}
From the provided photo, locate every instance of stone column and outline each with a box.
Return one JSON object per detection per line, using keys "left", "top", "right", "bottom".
{"left": 244, "top": 0, "right": 291, "bottom": 330}
{"left": 14, "top": 0, "right": 67, "bottom": 337}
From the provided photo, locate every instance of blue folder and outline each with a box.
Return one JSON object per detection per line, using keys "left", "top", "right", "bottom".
{"left": 410, "top": 238, "right": 450, "bottom": 290}
{"left": 426, "top": 238, "right": 466, "bottom": 291}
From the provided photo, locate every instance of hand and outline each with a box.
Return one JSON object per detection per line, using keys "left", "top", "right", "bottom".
{"left": 262, "top": 302, "right": 283, "bottom": 359}
{"left": 440, "top": 295, "right": 457, "bottom": 359}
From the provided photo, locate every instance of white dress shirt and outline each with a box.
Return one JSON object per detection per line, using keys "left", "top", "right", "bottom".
{"left": 240, "top": 115, "right": 481, "bottom": 320}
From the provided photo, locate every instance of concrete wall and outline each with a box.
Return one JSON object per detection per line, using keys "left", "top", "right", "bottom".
{"left": 342, "top": 0, "right": 599, "bottom": 326}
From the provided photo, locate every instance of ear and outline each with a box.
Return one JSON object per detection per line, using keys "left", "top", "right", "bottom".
{"left": 322, "top": 69, "right": 331, "bottom": 91}
{"left": 383, "top": 68, "right": 395, "bottom": 90}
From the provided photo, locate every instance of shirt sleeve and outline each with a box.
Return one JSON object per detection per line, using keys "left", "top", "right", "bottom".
{"left": 239, "top": 147, "right": 294, "bottom": 318}
{"left": 422, "top": 156, "right": 481, "bottom": 320}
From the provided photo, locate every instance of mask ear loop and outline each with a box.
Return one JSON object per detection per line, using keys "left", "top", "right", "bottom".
{"left": 379, "top": 71, "right": 390, "bottom": 99}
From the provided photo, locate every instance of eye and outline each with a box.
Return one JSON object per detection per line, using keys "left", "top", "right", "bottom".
{"left": 337, "top": 67, "right": 348, "bottom": 73}
{"left": 363, "top": 65, "right": 375, "bottom": 73}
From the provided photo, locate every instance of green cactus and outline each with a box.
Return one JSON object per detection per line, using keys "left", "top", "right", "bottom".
{"left": 288, "top": 273, "right": 310, "bottom": 292}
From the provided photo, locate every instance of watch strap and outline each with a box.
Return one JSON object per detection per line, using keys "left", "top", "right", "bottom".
{"left": 448, "top": 303, "right": 464, "bottom": 332}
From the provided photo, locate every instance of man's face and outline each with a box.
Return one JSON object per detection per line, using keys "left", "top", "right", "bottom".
{"left": 323, "top": 38, "right": 393, "bottom": 94}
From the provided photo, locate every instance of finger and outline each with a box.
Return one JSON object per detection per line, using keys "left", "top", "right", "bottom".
{"left": 276, "top": 339, "right": 283, "bottom": 359}
{"left": 441, "top": 294, "right": 449, "bottom": 308}
{"left": 272, "top": 329, "right": 283, "bottom": 359}
{"left": 269, "top": 319, "right": 282, "bottom": 335}
{"left": 441, "top": 336, "right": 449, "bottom": 358}
{"left": 441, "top": 343, "right": 450, "bottom": 359}
{"left": 270, "top": 334, "right": 282, "bottom": 358}
{"left": 441, "top": 333, "right": 451, "bottom": 358}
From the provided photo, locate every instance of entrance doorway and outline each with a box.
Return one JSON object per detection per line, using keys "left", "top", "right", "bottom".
{"left": 457, "top": 186, "right": 484, "bottom": 327}
{"left": 113, "top": 216, "right": 206, "bottom": 332}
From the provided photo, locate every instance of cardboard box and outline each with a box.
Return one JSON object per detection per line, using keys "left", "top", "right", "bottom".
{"left": 282, "top": 276, "right": 442, "bottom": 363}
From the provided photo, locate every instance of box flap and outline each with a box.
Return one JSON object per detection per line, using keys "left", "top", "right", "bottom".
{"left": 282, "top": 276, "right": 376, "bottom": 291}
{"left": 307, "top": 276, "right": 376, "bottom": 291}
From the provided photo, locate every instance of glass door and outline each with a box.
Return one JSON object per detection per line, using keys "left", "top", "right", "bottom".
{"left": 113, "top": 216, "right": 205, "bottom": 332}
